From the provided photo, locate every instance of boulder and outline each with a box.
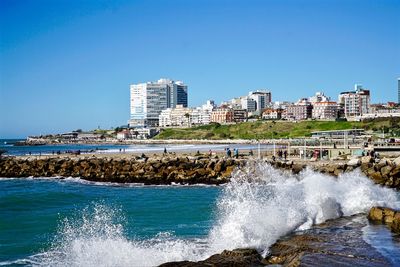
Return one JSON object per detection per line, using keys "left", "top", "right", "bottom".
{"left": 347, "top": 157, "right": 361, "bottom": 167}
{"left": 369, "top": 172, "right": 386, "bottom": 184}
{"left": 368, "top": 206, "right": 400, "bottom": 234}
{"left": 380, "top": 165, "right": 393, "bottom": 177}
{"left": 392, "top": 156, "right": 400, "bottom": 166}
{"left": 368, "top": 207, "right": 383, "bottom": 221}
{"left": 361, "top": 156, "right": 373, "bottom": 164}
{"left": 158, "top": 248, "right": 266, "bottom": 267}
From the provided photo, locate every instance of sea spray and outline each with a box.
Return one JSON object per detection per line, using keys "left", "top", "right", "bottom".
{"left": 209, "top": 161, "right": 400, "bottom": 255}
{"left": 34, "top": 161, "right": 400, "bottom": 266}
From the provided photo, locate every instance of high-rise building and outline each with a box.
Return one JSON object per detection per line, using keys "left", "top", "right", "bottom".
{"left": 248, "top": 90, "right": 272, "bottom": 115}
{"left": 240, "top": 97, "right": 257, "bottom": 112}
{"left": 398, "top": 78, "right": 400, "bottom": 104}
{"left": 129, "top": 79, "right": 188, "bottom": 128}
{"left": 338, "top": 84, "right": 370, "bottom": 118}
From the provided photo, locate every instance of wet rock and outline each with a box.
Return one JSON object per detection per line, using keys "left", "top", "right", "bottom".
{"left": 368, "top": 206, "right": 400, "bottom": 234}
{"left": 291, "top": 164, "right": 305, "bottom": 174}
{"left": 361, "top": 156, "right": 373, "bottom": 164}
{"left": 266, "top": 215, "right": 392, "bottom": 267}
{"left": 380, "top": 165, "right": 393, "bottom": 177}
{"left": 158, "top": 248, "right": 267, "bottom": 267}
{"left": 347, "top": 157, "right": 361, "bottom": 167}
{"left": 393, "top": 156, "right": 400, "bottom": 166}
{"left": 369, "top": 171, "right": 386, "bottom": 184}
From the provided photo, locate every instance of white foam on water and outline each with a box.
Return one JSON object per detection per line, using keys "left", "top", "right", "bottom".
{"left": 31, "top": 161, "right": 400, "bottom": 266}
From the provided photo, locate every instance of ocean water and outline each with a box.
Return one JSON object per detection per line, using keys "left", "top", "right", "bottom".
{"left": 0, "top": 139, "right": 272, "bottom": 156}
{"left": 1, "top": 162, "right": 400, "bottom": 266}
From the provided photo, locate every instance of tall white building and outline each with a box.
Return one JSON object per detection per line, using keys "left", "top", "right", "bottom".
{"left": 240, "top": 97, "right": 257, "bottom": 112}
{"left": 129, "top": 79, "right": 188, "bottom": 127}
{"left": 248, "top": 90, "right": 272, "bottom": 115}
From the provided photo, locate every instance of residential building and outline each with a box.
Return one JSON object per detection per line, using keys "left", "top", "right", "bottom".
{"left": 233, "top": 109, "right": 247, "bottom": 122}
{"left": 339, "top": 84, "right": 370, "bottom": 118}
{"left": 249, "top": 90, "right": 272, "bottom": 115}
{"left": 285, "top": 100, "right": 313, "bottom": 120}
{"left": 240, "top": 97, "right": 257, "bottom": 112}
{"left": 360, "top": 103, "right": 400, "bottom": 119}
{"left": 262, "top": 108, "right": 283, "bottom": 120}
{"left": 312, "top": 101, "right": 338, "bottom": 120}
{"left": 159, "top": 105, "right": 192, "bottom": 127}
{"left": 117, "top": 129, "right": 131, "bottom": 140}
{"left": 211, "top": 108, "right": 234, "bottom": 124}
{"left": 129, "top": 79, "right": 188, "bottom": 128}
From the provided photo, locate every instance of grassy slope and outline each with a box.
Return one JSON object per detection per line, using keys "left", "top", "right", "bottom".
{"left": 154, "top": 119, "right": 395, "bottom": 140}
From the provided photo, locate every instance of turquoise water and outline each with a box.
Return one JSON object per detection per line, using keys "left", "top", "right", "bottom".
{"left": 0, "top": 179, "right": 220, "bottom": 265}
{"left": 1, "top": 162, "right": 400, "bottom": 266}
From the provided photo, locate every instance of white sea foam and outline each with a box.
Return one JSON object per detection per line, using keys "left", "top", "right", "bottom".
{"left": 32, "top": 161, "right": 400, "bottom": 266}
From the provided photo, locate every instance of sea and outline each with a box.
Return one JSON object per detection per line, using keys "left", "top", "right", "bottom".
{"left": 1, "top": 140, "right": 400, "bottom": 266}
{"left": 0, "top": 139, "right": 272, "bottom": 157}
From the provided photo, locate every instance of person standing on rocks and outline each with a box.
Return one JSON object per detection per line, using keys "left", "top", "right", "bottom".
{"left": 234, "top": 148, "right": 239, "bottom": 159}
{"left": 227, "top": 148, "right": 232, "bottom": 158}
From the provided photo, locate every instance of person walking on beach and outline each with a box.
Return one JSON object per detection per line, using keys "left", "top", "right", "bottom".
{"left": 284, "top": 150, "right": 287, "bottom": 160}
{"left": 164, "top": 147, "right": 167, "bottom": 154}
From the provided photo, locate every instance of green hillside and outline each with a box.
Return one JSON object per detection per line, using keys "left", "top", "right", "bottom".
{"left": 154, "top": 118, "right": 399, "bottom": 140}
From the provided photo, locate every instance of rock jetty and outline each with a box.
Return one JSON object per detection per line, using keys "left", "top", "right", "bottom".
{"left": 368, "top": 206, "right": 400, "bottom": 234}
{"left": 268, "top": 155, "right": 400, "bottom": 189}
{"left": 2, "top": 155, "right": 400, "bottom": 188}
{"left": 0, "top": 156, "right": 244, "bottom": 185}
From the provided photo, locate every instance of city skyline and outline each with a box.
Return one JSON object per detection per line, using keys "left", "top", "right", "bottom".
{"left": 1, "top": 0, "right": 399, "bottom": 138}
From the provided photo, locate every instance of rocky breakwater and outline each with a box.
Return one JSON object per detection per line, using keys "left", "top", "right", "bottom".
{"left": 368, "top": 206, "right": 400, "bottom": 234}
{"left": 0, "top": 156, "right": 244, "bottom": 185}
{"left": 268, "top": 155, "right": 400, "bottom": 190}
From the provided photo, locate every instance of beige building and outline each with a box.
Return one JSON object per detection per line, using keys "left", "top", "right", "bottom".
{"left": 262, "top": 108, "right": 283, "bottom": 120}
{"left": 285, "top": 103, "right": 313, "bottom": 120}
{"left": 159, "top": 105, "right": 191, "bottom": 127}
{"left": 211, "top": 108, "right": 234, "bottom": 124}
{"left": 339, "top": 85, "right": 370, "bottom": 118}
{"left": 312, "top": 101, "right": 338, "bottom": 120}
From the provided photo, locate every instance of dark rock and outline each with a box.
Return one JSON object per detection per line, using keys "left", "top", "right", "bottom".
{"left": 158, "top": 248, "right": 266, "bottom": 267}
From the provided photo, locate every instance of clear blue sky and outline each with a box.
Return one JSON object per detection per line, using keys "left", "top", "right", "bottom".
{"left": 1, "top": 0, "right": 399, "bottom": 138}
